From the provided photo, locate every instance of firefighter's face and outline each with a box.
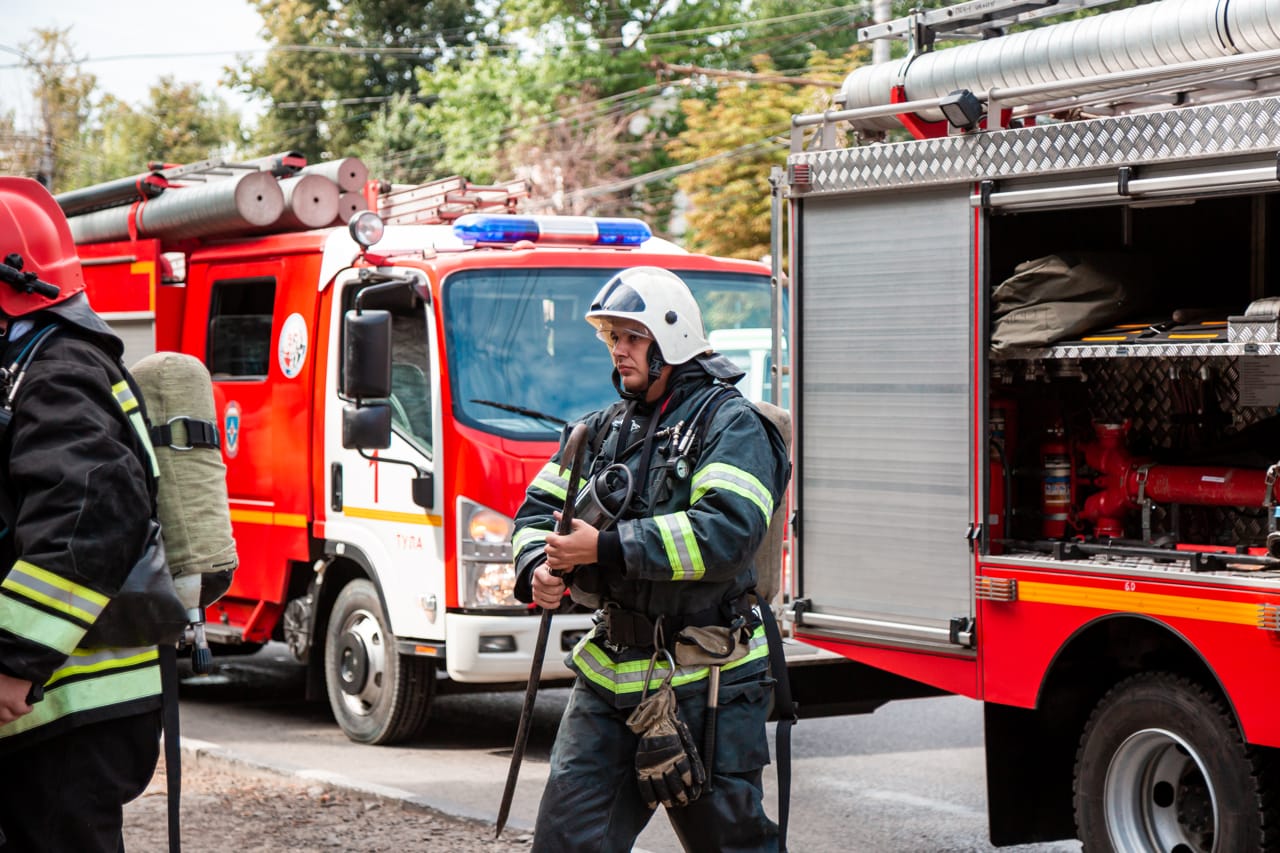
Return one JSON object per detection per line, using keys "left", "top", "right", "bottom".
{"left": 600, "top": 320, "right": 656, "bottom": 393}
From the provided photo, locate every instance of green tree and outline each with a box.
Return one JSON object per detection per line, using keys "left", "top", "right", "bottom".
{"left": 667, "top": 50, "right": 859, "bottom": 260}
{"left": 233, "top": 0, "right": 489, "bottom": 162}
{"left": 70, "top": 79, "right": 245, "bottom": 188}
{"left": 7, "top": 28, "right": 98, "bottom": 192}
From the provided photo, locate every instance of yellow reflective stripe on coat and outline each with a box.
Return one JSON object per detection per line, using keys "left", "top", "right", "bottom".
{"left": 530, "top": 460, "right": 587, "bottom": 502}
{"left": 2, "top": 560, "right": 107, "bottom": 624}
{"left": 656, "top": 511, "right": 705, "bottom": 580}
{"left": 0, "top": 652, "right": 161, "bottom": 738}
{"left": 0, "top": 560, "right": 109, "bottom": 654}
{"left": 691, "top": 462, "right": 774, "bottom": 523}
{"left": 44, "top": 645, "right": 160, "bottom": 688}
{"left": 570, "top": 623, "right": 768, "bottom": 696}
{"left": 113, "top": 380, "right": 159, "bottom": 477}
{"left": 513, "top": 526, "right": 550, "bottom": 558}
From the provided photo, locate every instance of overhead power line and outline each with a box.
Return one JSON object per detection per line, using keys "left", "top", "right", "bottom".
{"left": 650, "top": 60, "right": 841, "bottom": 88}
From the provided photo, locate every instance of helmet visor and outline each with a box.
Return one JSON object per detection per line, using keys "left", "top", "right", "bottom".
{"left": 594, "top": 323, "right": 654, "bottom": 352}
{"left": 590, "top": 280, "right": 647, "bottom": 314}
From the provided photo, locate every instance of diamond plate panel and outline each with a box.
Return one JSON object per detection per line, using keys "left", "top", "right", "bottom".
{"left": 793, "top": 97, "right": 1280, "bottom": 194}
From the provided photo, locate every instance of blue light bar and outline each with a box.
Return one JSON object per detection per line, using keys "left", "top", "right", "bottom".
{"left": 453, "top": 214, "right": 652, "bottom": 247}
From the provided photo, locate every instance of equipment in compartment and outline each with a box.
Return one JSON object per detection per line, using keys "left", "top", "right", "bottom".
{"left": 990, "top": 355, "right": 1280, "bottom": 557}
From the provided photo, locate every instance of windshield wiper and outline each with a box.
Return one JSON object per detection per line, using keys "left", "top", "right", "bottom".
{"left": 470, "top": 399, "right": 568, "bottom": 426}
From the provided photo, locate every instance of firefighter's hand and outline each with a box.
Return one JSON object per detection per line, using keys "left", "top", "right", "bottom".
{"left": 531, "top": 564, "right": 567, "bottom": 611}
{"left": 0, "top": 672, "right": 33, "bottom": 724}
{"left": 545, "top": 513, "right": 599, "bottom": 572}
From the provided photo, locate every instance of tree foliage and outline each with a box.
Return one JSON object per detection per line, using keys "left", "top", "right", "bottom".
{"left": 667, "top": 50, "right": 859, "bottom": 260}
{"left": 232, "top": 0, "right": 489, "bottom": 162}
{"left": 5, "top": 28, "right": 98, "bottom": 192}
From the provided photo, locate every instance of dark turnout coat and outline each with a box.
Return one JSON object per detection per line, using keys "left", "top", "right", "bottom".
{"left": 0, "top": 295, "right": 161, "bottom": 752}
{"left": 513, "top": 353, "right": 790, "bottom": 708}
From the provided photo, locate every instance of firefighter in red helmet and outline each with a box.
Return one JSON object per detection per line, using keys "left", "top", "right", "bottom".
{"left": 0, "top": 177, "right": 164, "bottom": 852}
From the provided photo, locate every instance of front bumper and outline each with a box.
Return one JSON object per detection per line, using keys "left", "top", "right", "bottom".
{"left": 444, "top": 610, "right": 594, "bottom": 682}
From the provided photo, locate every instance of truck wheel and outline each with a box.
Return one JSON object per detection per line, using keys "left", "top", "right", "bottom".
{"left": 1074, "top": 672, "right": 1278, "bottom": 852}
{"left": 323, "top": 579, "right": 434, "bottom": 745}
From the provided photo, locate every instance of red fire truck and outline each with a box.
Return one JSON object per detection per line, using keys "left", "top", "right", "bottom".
{"left": 780, "top": 0, "right": 1280, "bottom": 847}
{"left": 63, "top": 165, "right": 782, "bottom": 745}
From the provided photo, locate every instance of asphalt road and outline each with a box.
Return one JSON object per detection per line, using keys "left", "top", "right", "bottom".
{"left": 176, "top": 643, "right": 1082, "bottom": 853}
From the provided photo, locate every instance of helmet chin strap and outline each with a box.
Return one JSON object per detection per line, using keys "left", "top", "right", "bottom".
{"left": 646, "top": 344, "right": 667, "bottom": 383}
{"left": 611, "top": 343, "right": 668, "bottom": 401}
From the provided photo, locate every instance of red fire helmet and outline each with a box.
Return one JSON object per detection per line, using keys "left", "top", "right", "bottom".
{"left": 0, "top": 177, "right": 85, "bottom": 317}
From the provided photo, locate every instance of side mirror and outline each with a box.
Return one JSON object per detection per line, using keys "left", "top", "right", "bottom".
{"left": 342, "top": 403, "right": 392, "bottom": 449}
{"left": 411, "top": 473, "right": 435, "bottom": 510}
{"left": 342, "top": 309, "right": 392, "bottom": 398}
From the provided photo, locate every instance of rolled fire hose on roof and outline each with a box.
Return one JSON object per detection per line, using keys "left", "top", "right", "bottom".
{"left": 300, "top": 157, "right": 369, "bottom": 193}
{"left": 263, "top": 173, "right": 340, "bottom": 231}
{"left": 332, "top": 191, "right": 369, "bottom": 227}
{"left": 839, "top": 0, "right": 1280, "bottom": 131}
{"left": 67, "top": 170, "right": 285, "bottom": 244}
{"left": 130, "top": 351, "right": 238, "bottom": 611}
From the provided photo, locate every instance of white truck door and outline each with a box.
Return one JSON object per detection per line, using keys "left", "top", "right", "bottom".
{"left": 794, "top": 185, "right": 974, "bottom": 653}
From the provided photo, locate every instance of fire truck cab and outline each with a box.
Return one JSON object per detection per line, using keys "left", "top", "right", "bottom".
{"left": 69, "top": 171, "right": 782, "bottom": 744}
{"left": 782, "top": 0, "right": 1280, "bottom": 847}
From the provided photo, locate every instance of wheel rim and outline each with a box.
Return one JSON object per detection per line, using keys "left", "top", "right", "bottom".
{"left": 1104, "top": 727, "right": 1217, "bottom": 853}
{"left": 335, "top": 608, "right": 386, "bottom": 718}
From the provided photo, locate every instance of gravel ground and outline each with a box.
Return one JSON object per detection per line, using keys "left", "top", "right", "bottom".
{"left": 122, "top": 752, "right": 533, "bottom": 853}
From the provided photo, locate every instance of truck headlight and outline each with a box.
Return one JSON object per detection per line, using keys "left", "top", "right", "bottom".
{"left": 458, "top": 498, "right": 519, "bottom": 607}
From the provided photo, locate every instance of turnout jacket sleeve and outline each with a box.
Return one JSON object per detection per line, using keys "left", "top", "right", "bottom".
{"left": 617, "top": 397, "right": 787, "bottom": 584}
{"left": 512, "top": 411, "right": 609, "bottom": 603}
{"left": 0, "top": 338, "right": 153, "bottom": 684}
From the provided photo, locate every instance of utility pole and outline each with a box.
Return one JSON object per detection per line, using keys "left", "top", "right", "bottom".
{"left": 873, "top": 0, "right": 893, "bottom": 64}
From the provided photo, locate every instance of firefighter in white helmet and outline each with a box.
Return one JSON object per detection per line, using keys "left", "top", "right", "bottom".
{"left": 0, "top": 177, "right": 166, "bottom": 851}
{"left": 513, "top": 266, "right": 791, "bottom": 851}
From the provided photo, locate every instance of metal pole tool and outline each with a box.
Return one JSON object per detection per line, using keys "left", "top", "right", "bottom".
{"left": 495, "top": 422, "right": 589, "bottom": 838}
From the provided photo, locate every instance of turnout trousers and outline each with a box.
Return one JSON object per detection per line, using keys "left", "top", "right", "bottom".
{"left": 533, "top": 672, "right": 778, "bottom": 853}
{"left": 0, "top": 710, "right": 161, "bottom": 852}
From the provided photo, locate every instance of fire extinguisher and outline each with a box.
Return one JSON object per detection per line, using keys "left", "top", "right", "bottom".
{"left": 1041, "top": 422, "right": 1072, "bottom": 539}
{"left": 988, "top": 399, "right": 1016, "bottom": 553}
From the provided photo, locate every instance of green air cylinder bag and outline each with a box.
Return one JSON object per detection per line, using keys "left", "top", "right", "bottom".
{"left": 752, "top": 401, "right": 791, "bottom": 606}
{"left": 131, "top": 352, "right": 238, "bottom": 609}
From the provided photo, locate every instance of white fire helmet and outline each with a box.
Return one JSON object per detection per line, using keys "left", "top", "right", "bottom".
{"left": 585, "top": 267, "right": 711, "bottom": 365}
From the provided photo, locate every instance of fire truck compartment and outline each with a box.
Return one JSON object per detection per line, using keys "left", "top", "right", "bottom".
{"left": 985, "top": 179, "right": 1280, "bottom": 581}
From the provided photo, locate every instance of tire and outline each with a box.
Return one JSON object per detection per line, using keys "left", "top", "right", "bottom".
{"left": 1074, "top": 672, "right": 1278, "bottom": 853}
{"left": 323, "top": 579, "right": 434, "bottom": 745}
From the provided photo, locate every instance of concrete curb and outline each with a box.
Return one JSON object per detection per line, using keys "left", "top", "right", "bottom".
{"left": 172, "top": 736, "right": 537, "bottom": 838}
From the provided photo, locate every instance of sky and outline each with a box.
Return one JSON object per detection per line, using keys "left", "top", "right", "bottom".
{"left": 1, "top": 0, "right": 268, "bottom": 126}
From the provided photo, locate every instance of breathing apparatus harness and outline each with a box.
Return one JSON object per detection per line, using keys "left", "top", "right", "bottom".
{"left": 577, "top": 379, "right": 740, "bottom": 530}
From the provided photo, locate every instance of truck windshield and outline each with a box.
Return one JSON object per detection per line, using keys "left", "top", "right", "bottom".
{"left": 443, "top": 267, "right": 781, "bottom": 439}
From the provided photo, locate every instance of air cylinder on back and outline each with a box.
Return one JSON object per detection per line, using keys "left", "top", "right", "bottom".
{"left": 131, "top": 351, "right": 238, "bottom": 610}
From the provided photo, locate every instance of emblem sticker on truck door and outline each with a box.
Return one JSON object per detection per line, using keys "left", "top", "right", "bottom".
{"left": 224, "top": 401, "right": 241, "bottom": 459}
{"left": 278, "top": 313, "right": 308, "bottom": 379}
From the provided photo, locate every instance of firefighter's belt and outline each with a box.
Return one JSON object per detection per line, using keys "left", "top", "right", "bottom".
{"left": 599, "top": 596, "right": 753, "bottom": 651}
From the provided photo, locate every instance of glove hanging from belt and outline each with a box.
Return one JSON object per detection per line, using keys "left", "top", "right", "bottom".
{"left": 626, "top": 647, "right": 706, "bottom": 809}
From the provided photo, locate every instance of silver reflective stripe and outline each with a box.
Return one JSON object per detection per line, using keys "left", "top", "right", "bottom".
{"left": 691, "top": 462, "right": 774, "bottom": 523}
{"left": 656, "top": 511, "right": 704, "bottom": 580}
{"left": 513, "top": 527, "right": 550, "bottom": 558}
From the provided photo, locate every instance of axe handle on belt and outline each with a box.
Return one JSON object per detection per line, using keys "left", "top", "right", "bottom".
{"left": 495, "top": 422, "right": 589, "bottom": 838}
{"left": 703, "top": 665, "right": 720, "bottom": 793}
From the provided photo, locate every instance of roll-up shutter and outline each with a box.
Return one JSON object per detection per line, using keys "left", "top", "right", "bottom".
{"left": 796, "top": 186, "right": 974, "bottom": 652}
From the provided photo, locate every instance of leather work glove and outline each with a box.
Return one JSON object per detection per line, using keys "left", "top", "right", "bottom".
{"left": 626, "top": 680, "right": 706, "bottom": 809}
